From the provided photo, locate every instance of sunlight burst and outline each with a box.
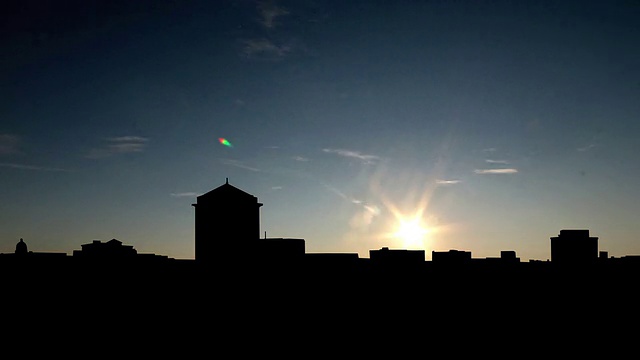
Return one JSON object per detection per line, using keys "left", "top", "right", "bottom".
{"left": 394, "top": 215, "right": 430, "bottom": 248}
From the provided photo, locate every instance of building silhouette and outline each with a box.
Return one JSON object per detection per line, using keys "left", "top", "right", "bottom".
{"left": 73, "top": 239, "right": 137, "bottom": 258}
{"left": 550, "top": 229, "right": 599, "bottom": 265}
{"left": 3, "top": 178, "right": 640, "bottom": 293}
{"left": 192, "top": 178, "right": 263, "bottom": 264}
{"left": 15, "top": 238, "right": 27, "bottom": 255}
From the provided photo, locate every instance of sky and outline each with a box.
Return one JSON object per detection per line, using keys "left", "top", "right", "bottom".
{"left": 1, "top": 0, "right": 639, "bottom": 261}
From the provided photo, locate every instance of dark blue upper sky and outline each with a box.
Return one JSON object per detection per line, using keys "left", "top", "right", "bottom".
{"left": 1, "top": 0, "right": 639, "bottom": 260}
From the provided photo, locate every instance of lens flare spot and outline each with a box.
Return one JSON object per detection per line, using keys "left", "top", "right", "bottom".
{"left": 218, "top": 137, "right": 233, "bottom": 147}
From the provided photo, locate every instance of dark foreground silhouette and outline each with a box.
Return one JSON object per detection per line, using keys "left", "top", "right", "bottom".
{"left": 3, "top": 181, "right": 638, "bottom": 350}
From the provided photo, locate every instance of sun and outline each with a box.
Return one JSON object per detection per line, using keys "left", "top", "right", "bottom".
{"left": 394, "top": 215, "right": 430, "bottom": 248}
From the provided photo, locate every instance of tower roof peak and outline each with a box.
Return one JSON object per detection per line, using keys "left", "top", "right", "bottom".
{"left": 194, "top": 179, "right": 262, "bottom": 205}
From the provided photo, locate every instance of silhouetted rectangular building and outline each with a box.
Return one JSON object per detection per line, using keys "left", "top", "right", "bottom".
{"left": 550, "top": 229, "right": 598, "bottom": 264}
{"left": 370, "top": 247, "right": 425, "bottom": 263}
{"left": 432, "top": 249, "right": 472, "bottom": 264}
{"left": 259, "top": 237, "right": 305, "bottom": 260}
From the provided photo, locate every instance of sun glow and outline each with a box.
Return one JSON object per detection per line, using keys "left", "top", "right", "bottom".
{"left": 365, "top": 169, "right": 454, "bottom": 252}
{"left": 394, "top": 215, "right": 431, "bottom": 248}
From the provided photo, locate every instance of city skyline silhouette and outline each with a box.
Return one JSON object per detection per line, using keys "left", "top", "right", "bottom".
{"left": 5, "top": 178, "right": 639, "bottom": 265}
{"left": 4, "top": 178, "right": 639, "bottom": 351}
{"left": 5, "top": 178, "right": 640, "bottom": 273}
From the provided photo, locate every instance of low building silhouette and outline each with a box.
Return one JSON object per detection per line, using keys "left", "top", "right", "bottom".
{"left": 259, "top": 237, "right": 305, "bottom": 260}
{"left": 481, "top": 250, "right": 521, "bottom": 263}
{"left": 73, "top": 239, "right": 137, "bottom": 258}
{"left": 370, "top": 247, "right": 425, "bottom": 265}
{"left": 432, "top": 249, "right": 472, "bottom": 264}
{"left": 550, "top": 229, "right": 598, "bottom": 265}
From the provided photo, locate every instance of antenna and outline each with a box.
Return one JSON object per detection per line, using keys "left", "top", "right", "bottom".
{"left": 225, "top": 177, "right": 229, "bottom": 184}
{"left": 264, "top": 231, "right": 267, "bottom": 239}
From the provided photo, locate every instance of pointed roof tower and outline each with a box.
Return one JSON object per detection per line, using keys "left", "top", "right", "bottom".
{"left": 192, "top": 178, "right": 264, "bottom": 263}
{"left": 196, "top": 178, "right": 259, "bottom": 202}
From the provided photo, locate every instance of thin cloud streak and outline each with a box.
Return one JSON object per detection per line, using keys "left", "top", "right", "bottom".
{"left": 485, "top": 159, "right": 509, "bottom": 164}
{"left": 219, "top": 159, "right": 261, "bottom": 172}
{"left": 436, "top": 179, "right": 462, "bottom": 185}
{"left": 322, "top": 182, "right": 379, "bottom": 215}
{"left": 107, "top": 136, "right": 148, "bottom": 142}
{"left": 577, "top": 144, "right": 596, "bottom": 152}
{"left": 322, "top": 148, "right": 380, "bottom": 164}
{"left": 85, "top": 136, "right": 149, "bottom": 159}
{"left": 474, "top": 169, "right": 518, "bottom": 174}
{"left": 0, "top": 163, "right": 70, "bottom": 172}
{"left": 170, "top": 192, "right": 199, "bottom": 198}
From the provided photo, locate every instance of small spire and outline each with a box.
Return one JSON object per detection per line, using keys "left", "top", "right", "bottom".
{"left": 226, "top": 177, "right": 229, "bottom": 184}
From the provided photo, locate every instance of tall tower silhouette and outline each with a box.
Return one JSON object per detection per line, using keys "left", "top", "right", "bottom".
{"left": 192, "top": 179, "right": 263, "bottom": 265}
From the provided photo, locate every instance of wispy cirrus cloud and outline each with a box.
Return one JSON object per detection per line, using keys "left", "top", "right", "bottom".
{"left": 0, "top": 162, "right": 70, "bottom": 172}
{"left": 240, "top": 2, "right": 297, "bottom": 61}
{"left": 219, "top": 159, "right": 261, "bottom": 172}
{"left": 577, "top": 144, "right": 596, "bottom": 152}
{"left": 258, "top": 1, "right": 289, "bottom": 29}
{"left": 485, "top": 159, "right": 509, "bottom": 164}
{"left": 436, "top": 179, "right": 462, "bottom": 185}
{"left": 242, "top": 38, "right": 291, "bottom": 60}
{"left": 322, "top": 148, "right": 380, "bottom": 164}
{"left": 292, "top": 156, "right": 309, "bottom": 162}
{"left": 85, "top": 136, "right": 149, "bottom": 159}
{"left": 474, "top": 168, "right": 518, "bottom": 175}
{"left": 0, "top": 134, "right": 21, "bottom": 155}
{"left": 323, "top": 182, "right": 380, "bottom": 215}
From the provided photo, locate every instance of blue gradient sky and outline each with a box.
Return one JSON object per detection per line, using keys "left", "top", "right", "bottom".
{"left": 1, "top": 0, "right": 638, "bottom": 261}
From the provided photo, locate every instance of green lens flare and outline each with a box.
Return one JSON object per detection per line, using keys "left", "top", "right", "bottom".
{"left": 218, "top": 138, "right": 232, "bottom": 147}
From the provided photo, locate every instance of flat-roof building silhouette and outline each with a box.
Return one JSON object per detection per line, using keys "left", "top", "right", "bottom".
{"left": 550, "top": 229, "right": 598, "bottom": 264}
{"left": 432, "top": 249, "right": 472, "bottom": 264}
{"left": 73, "top": 239, "right": 137, "bottom": 258}
{"left": 370, "top": 247, "right": 426, "bottom": 263}
{"left": 258, "top": 237, "right": 306, "bottom": 264}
